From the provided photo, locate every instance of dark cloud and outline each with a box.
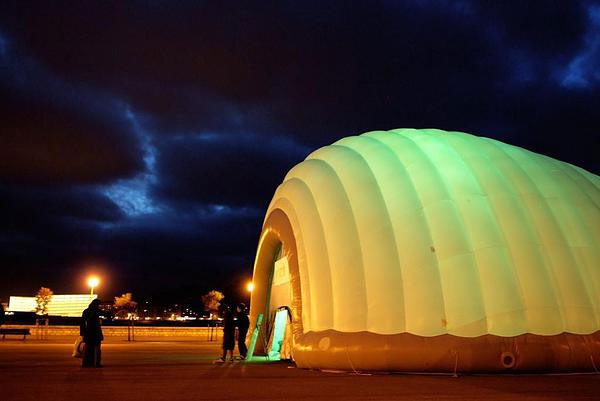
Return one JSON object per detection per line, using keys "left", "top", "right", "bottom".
{"left": 480, "top": 1, "right": 587, "bottom": 55}
{"left": 0, "top": 32, "right": 144, "bottom": 185}
{"left": 0, "top": 0, "right": 599, "bottom": 301}
{"left": 99, "top": 206, "right": 261, "bottom": 297}
{"left": 0, "top": 183, "right": 119, "bottom": 296}
{"left": 154, "top": 134, "right": 309, "bottom": 208}
{"left": 1, "top": 1, "right": 507, "bottom": 141}
{"left": 0, "top": 185, "right": 260, "bottom": 298}
{"left": 0, "top": 88, "right": 143, "bottom": 184}
{"left": 1, "top": 185, "right": 122, "bottom": 226}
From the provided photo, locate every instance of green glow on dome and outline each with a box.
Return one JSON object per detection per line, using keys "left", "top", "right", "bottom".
{"left": 264, "top": 128, "right": 600, "bottom": 338}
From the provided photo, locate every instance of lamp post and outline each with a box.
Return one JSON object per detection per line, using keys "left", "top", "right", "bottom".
{"left": 88, "top": 277, "right": 99, "bottom": 296}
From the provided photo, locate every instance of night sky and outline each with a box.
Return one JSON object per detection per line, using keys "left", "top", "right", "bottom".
{"left": 1, "top": 1, "right": 599, "bottom": 303}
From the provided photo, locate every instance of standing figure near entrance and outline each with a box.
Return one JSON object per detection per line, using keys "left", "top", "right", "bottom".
{"left": 217, "top": 305, "right": 235, "bottom": 362}
{"left": 235, "top": 303, "right": 249, "bottom": 359}
{"left": 80, "top": 299, "right": 104, "bottom": 368}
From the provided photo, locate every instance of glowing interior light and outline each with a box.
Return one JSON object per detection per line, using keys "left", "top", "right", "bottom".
{"left": 247, "top": 282, "right": 254, "bottom": 292}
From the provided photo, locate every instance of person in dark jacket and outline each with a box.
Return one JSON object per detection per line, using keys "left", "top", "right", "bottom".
{"left": 236, "top": 303, "right": 249, "bottom": 359}
{"left": 217, "top": 306, "right": 235, "bottom": 362}
{"left": 80, "top": 299, "right": 104, "bottom": 368}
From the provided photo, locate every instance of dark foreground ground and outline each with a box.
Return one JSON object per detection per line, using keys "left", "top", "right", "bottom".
{"left": 1, "top": 339, "right": 599, "bottom": 401}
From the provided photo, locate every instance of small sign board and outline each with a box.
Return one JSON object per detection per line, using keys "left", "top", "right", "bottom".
{"left": 272, "top": 256, "right": 289, "bottom": 287}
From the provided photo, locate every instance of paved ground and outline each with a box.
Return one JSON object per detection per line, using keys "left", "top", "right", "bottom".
{"left": 1, "top": 339, "right": 599, "bottom": 401}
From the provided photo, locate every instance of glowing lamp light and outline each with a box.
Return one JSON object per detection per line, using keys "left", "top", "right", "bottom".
{"left": 87, "top": 277, "right": 100, "bottom": 295}
{"left": 247, "top": 282, "right": 254, "bottom": 292}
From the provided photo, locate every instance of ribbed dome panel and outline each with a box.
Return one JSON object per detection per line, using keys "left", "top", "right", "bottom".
{"left": 266, "top": 128, "right": 600, "bottom": 337}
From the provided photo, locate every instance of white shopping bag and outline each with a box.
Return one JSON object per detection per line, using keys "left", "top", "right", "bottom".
{"left": 72, "top": 337, "right": 84, "bottom": 358}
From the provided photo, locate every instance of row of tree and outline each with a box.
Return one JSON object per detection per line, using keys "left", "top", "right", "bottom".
{"left": 32, "top": 287, "right": 225, "bottom": 318}
{"left": 33, "top": 287, "right": 137, "bottom": 318}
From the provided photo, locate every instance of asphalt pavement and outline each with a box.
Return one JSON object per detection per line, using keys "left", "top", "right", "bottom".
{"left": 0, "top": 339, "right": 599, "bottom": 401}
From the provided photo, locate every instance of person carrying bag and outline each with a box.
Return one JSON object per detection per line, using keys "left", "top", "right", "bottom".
{"left": 72, "top": 336, "right": 84, "bottom": 358}
{"left": 80, "top": 299, "right": 104, "bottom": 368}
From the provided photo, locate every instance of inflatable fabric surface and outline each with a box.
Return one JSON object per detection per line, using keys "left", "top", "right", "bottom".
{"left": 249, "top": 128, "right": 600, "bottom": 372}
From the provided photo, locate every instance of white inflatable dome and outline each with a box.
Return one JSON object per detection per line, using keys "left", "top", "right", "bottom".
{"left": 249, "top": 128, "right": 600, "bottom": 372}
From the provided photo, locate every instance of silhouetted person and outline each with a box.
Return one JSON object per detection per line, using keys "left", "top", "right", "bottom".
{"left": 217, "top": 306, "right": 235, "bottom": 362}
{"left": 236, "top": 303, "right": 249, "bottom": 359}
{"left": 0, "top": 303, "right": 5, "bottom": 326}
{"left": 80, "top": 299, "right": 104, "bottom": 368}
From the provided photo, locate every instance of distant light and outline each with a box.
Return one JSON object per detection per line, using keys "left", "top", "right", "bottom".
{"left": 87, "top": 277, "right": 100, "bottom": 288}
{"left": 247, "top": 282, "right": 254, "bottom": 292}
{"left": 87, "top": 276, "right": 100, "bottom": 295}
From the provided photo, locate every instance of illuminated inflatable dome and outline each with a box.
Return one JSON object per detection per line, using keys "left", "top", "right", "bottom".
{"left": 248, "top": 128, "right": 600, "bottom": 372}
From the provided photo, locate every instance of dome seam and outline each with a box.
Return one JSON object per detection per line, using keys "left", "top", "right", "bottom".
{"left": 392, "top": 128, "right": 489, "bottom": 336}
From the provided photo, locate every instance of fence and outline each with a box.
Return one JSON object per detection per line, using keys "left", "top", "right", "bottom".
{"left": 1, "top": 324, "right": 223, "bottom": 341}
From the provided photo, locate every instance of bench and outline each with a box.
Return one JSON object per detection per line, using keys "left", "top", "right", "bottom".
{"left": 0, "top": 328, "right": 31, "bottom": 340}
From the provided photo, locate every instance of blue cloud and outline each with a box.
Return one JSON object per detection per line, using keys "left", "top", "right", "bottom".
{"left": 560, "top": 5, "right": 600, "bottom": 88}
{"left": 101, "top": 107, "right": 163, "bottom": 216}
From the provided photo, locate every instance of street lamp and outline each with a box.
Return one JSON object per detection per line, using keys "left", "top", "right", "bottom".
{"left": 88, "top": 277, "right": 100, "bottom": 296}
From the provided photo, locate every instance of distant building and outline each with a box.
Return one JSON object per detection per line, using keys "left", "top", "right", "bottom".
{"left": 8, "top": 294, "right": 97, "bottom": 317}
